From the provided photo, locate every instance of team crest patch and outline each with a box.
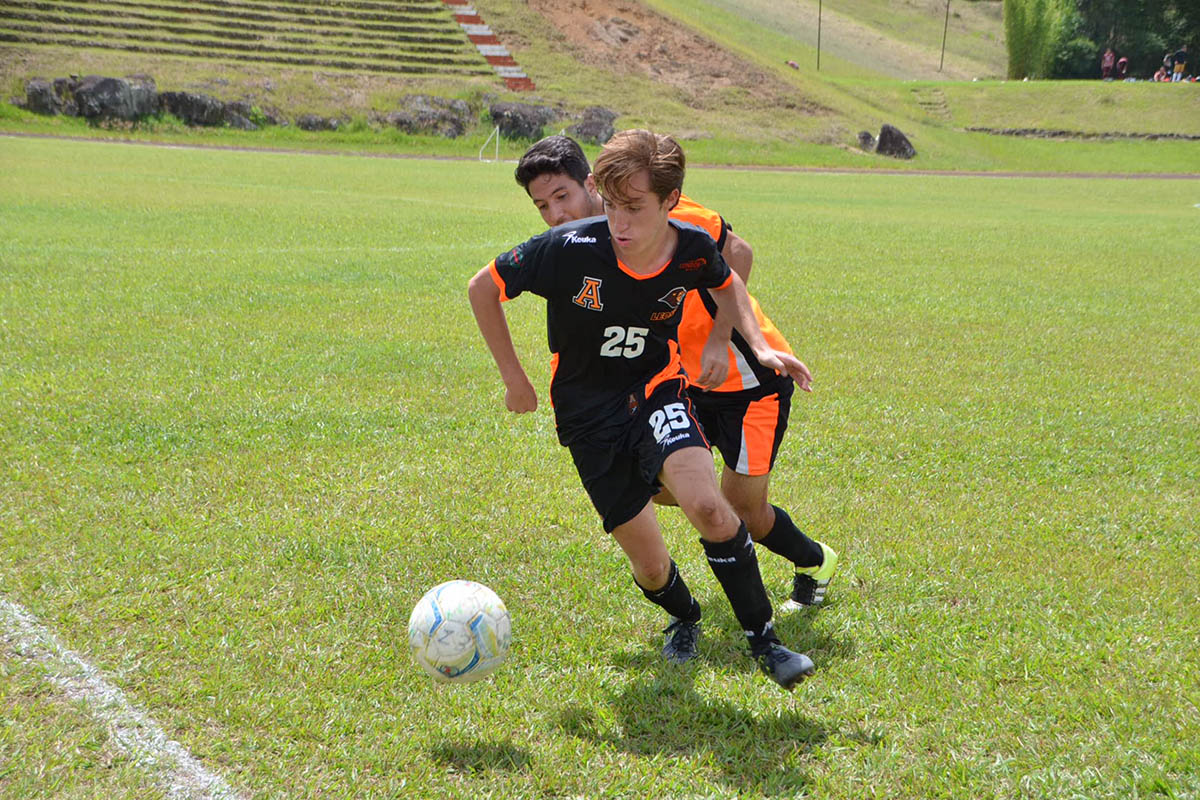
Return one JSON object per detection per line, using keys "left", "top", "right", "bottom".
{"left": 627, "top": 393, "right": 640, "bottom": 416}
{"left": 657, "top": 287, "right": 687, "bottom": 310}
{"left": 502, "top": 243, "right": 526, "bottom": 269}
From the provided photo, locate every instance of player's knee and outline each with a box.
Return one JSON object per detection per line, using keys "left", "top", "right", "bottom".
{"left": 687, "top": 495, "right": 736, "bottom": 538}
{"left": 633, "top": 557, "right": 672, "bottom": 591}
{"left": 731, "top": 499, "right": 773, "bottom": 537}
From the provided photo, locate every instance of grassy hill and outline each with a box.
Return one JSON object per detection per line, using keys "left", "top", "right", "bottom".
{"left": 1, "top": 0, "right": 1197, "bottom": 172}
{"left": 644, "top": 0, "right": 1008, "bottom": 80}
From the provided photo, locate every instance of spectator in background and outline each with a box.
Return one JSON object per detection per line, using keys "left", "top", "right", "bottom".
{"left": 1101, "top": 48, "right": 1115, "bottom": 79}
{"left": 1153, "top": 65, "right": 1169, "bottom": 82}
{"left": 1173, "top": 45, "right": 1188, "bottom": 82}
{"left": 1116, "top": 56, "right": 1129, "bottom": 80}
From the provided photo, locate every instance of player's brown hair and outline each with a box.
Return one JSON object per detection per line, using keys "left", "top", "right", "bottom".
{"left": 592, "top": 130, "right": 685, "bottom": 207}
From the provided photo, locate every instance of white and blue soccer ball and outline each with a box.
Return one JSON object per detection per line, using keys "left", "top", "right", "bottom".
{"left": 408, "top": 580, "right": 512, "bottom": 684}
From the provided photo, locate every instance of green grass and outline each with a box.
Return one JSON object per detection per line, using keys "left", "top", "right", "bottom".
{"left": 0, "top": 653, "right": 167, "bottom": 799}
{"left": 1, "top": 136, "right": 1198, "bottom": 799}
{"left": 2, "top": 0, "right": 1199, "bottom": 173}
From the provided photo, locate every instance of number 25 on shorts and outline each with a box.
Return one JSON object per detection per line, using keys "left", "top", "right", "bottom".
{"left": 649, "top": 402, "right": 690, "bottom": 444}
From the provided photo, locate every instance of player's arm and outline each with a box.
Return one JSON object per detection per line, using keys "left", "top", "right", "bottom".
{"left": 722, "top": 231, "right": 753, "bottom": 285}
{"left": 467, "top": 266, "right": 538, "bottom": 413}
{"left": 695, "top": 231, "right": 756, "bottom": 389}
{"left": 710, "top": 272, "right": 813, "bottom": 392}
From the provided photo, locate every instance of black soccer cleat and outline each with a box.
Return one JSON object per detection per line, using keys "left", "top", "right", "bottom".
{"left": 782, "top": 541, "right": 838, "bottom": 610}
{"left": 661, "top": 617, "right": 701, "bottom": 664}
{"left": 753, "top": 643, "right": 815, "bottom": 690}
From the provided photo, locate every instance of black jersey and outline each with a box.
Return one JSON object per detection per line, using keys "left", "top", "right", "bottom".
{"left": 488, "top": 216, "right": 732, "bottom": 444}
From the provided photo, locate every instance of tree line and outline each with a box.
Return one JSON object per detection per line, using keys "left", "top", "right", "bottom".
{"left": 1003, "top": 0, "right": 1197, "bottom": 78}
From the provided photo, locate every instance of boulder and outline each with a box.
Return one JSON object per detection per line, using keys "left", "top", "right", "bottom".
{"left": 126, "top": 73, "right": 157, "bottom": 118}
{"left": 375, "top": 95, "right": 473, "bottom": 138}
{"left": 857, "top": 130, "right": 877, "bottom": 151}
{"left": 568, "top": 106, "right": 617, "bottom": 145}
{"left": 159, "top": 91, "right": 226, "bottom": 126}
{"left": 296, "top": 113, "right": 340, "bottom": 131}
{"left": 53, "top": 77, "right": 80, "bottom": 116}
{"left": 875, "top": 124, "right": 916, "bottom": 159}
{"left": 25, "top": 79, "right": 62, "bottom": 115}
{"left": 225, "top": 112, "right": 258, "bottom": 131}
{"left": 220, "top": 101, "right": 259, "bottom": 130}
{"left": 73, "top": 75, "right": 158, "bottom": 121}
{"left": 258, "top": 105, "right": 289, "bottom": 127}
{"left": 490, "top": 101, "right": 557, "bottom": 140}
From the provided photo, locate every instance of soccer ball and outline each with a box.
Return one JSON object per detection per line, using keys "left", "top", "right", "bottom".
{"left": 407, "top": 580, "right": 512, "bottom": 684}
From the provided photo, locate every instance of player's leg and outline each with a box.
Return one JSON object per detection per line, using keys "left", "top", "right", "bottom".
{"left": 660, "top": 444, "right": 741, "bottom": 541}
{"left": 639, "top": 381, "right": 814, "bottom": 688}
{"left": 659, "top": 445, "right": 814, "bottom": 689}
{"left": 608, "top": 500, "right": 673, "bottom": 589}
{"left": 721, "top": 469, "right": 775, "bottom": 536}
{"left": 570, "top": 435, "right": 701, "bottom": 663}
{"left": 609, "top": 501, "right": 701, "bottom": 663}
{"left": 651, "top": 486, "right": 679, "bottom": 506}
{"left": 719, "top": 381, "right": 838, "bottom": 607}
{"left": 722, "top": 469, "right": 837, "bottom": 607}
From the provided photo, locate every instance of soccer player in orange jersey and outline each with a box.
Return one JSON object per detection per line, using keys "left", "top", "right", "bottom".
{"left": 513, "top": 135, "right": 838, "bottom": 611}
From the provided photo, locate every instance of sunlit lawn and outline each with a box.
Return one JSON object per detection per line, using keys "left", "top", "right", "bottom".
{"left": 0, "top": 136, "right": 1196, "bottom": 798}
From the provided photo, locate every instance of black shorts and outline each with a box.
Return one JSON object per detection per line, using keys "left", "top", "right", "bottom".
{"left": 568, "top": 378, "right": 710, "bottom": 533}
{"left": 688, "top": 375, "right": 793, "bottom": 477}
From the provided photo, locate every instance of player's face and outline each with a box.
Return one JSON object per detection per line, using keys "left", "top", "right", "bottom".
{"left": 602, "top": 170, "right": 679, "bottom": 264}
{"left": 527, "top": 172, "right": 602, "bottom": 228}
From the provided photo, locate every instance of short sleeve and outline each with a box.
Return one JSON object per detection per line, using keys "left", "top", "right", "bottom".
{"left": 492, "top": 231, "right": 557, "bottom": 301}
{"left": 697, "top": 243, "right": 732, "bottom": 291}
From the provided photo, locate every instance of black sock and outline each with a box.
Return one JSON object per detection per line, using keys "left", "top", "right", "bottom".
{"left": 757, "top": 505, "right": 823, "bottom": 568}
{"left": 636, "top": 561, "right": 701, "bottom": 623}
{"left": 701, "top": 524, "right": 778, "bottom": 646}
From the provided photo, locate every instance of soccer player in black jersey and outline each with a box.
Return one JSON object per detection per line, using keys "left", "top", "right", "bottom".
{"left": 514, "top": 136, "right": 837, "bottom": 609}
{"left": 468, "top": 130, "right": 815, "bottom": 689}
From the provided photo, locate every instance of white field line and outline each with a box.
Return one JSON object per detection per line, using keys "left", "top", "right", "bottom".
{"left": 0, "top": 595, "right": 246, "bottom": 800}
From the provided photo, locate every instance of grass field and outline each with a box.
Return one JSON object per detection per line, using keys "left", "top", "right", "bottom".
{"left": 3, "top": 0, "right": 1199, "bottom": 173}
{"left": 1, "top": 135, "right": 1198, "bottom": 799}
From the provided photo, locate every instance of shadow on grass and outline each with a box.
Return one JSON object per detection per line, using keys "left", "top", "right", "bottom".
{"left": 557, "top": 667, "right": 827, "bottom": 796}
{"left": 549, "top": 600, "right": 863, "bottom": 794}
{"left": 428, "top": 739, "right": 533, "bottom": 774}
{"left": 685, "top": 594, "right": 858, "bottom": 670}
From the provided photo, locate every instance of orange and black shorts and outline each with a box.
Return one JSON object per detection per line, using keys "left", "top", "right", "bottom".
{"left": 688, "top": 376, "right": 793, "bottom": 477}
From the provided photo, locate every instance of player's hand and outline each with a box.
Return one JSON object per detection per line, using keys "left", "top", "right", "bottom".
{"left": 694, "top": 335, "right": 730, "bottom": 390}
{"left": 756, "top": 350, "right": 813, "bottom": 392}
{"left": 504, "top": 377, "right": 538, "bottom": 413}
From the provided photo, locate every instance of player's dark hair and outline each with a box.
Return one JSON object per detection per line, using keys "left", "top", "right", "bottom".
{"left": 514, "top": 135, "right": 591, "bottom": 193}
{"left": 592, "top": 130, "right": 685, "bottom": 207}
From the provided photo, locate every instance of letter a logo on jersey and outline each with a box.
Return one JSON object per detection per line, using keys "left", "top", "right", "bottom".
{"left": 573, "top": 277, "right": 604, "bottom": 311}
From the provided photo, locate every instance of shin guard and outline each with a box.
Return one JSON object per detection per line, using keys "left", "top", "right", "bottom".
{"left": 701, "top": 524, "right": 777, "bottom": 643}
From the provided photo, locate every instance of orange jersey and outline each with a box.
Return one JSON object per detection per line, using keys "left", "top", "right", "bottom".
{"left": 669, "top": 195, "right": 793, "bottom": 393}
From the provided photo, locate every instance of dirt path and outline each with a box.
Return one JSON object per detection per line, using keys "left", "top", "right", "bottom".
{"left": 5, "top": 131, "right": 1198, "bottom": 179}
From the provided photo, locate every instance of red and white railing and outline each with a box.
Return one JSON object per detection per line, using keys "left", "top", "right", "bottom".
{"left": 441, "top": 0, "right": 535, "bottom": 91}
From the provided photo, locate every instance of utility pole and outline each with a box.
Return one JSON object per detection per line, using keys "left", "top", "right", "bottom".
{"left": 939, "top": 0, "right": 950, "bottom": 72}
{"left": 817, "top": 0, "right": 823, "bottom": 71}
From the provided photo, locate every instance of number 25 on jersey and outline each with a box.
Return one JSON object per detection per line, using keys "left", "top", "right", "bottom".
{"left": 600, "top": 326, "right": 648, "bottom": 359}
